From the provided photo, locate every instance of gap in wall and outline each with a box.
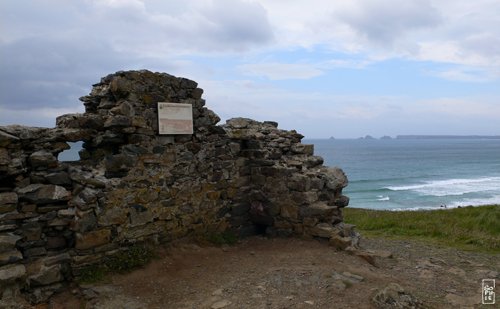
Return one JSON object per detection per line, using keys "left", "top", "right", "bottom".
{"left": 58, "top": 141, "right": 83, "bottom": 162}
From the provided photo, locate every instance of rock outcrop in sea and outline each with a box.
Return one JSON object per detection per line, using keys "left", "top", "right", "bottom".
{"left": 0, "top": 70, "right": 356, "bottom": 305}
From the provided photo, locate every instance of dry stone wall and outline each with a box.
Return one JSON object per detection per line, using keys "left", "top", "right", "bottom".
{"left": 0, "top": 70, "right": 357, "bottom": 305}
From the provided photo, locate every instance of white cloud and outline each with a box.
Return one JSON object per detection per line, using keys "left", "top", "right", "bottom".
{"left": 238, "top": 62, "right": 323, "bottom": 80}
{"left": 256, "top": 0, "right": 500, "bottom": 79}
{"left": 334, "top": 0, "right": 442, "bottom": 46}
{"left": 86, "top": 0, "right": 274, "bottom": 54}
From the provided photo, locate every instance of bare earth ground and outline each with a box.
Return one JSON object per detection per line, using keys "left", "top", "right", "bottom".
{"left": 46, "top": 236, "right": 499, "bottom": 309}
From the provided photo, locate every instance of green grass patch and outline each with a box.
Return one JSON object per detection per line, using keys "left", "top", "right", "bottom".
{"left": 78, "top": 265, "right": 107, "bottom": 284}
{"left": 78, "top": 244, "right": 155, "bottom": 284}
{"left": 206, "top": 230, "right": 238, "bottom": 246}
{"left": 343, "top": 205, "right": 500, "bottom": 253}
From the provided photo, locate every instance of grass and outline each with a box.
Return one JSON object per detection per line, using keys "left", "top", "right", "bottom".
{"left": 343, "top": 205, "right": 500, "bottom": 253}
{"left": 78, "top": 244, "right": 155, "bottom": 284}
{"left": 206, "top": 230, "right": 238, "bottom": 246}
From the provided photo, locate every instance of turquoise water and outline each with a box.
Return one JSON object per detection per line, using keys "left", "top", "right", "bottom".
{"left": 307, "top": 138, "right": 500, "bottom": 210}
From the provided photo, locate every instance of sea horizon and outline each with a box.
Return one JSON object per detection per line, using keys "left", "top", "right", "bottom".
{"left": 306, "top": 137, "right": 500, "bottom": 211}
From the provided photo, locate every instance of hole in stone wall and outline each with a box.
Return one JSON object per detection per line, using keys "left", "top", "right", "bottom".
{"left": 254, "top": 224, "right": 268, "bottom": 235}
{"left": 58, "top": 141, "right": 83, "bottom": 162}
{"left": 0, "top": 175, "right": 16, "bottom": 190}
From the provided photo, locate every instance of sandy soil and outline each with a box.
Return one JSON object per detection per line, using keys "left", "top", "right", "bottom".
{"left": 45, "top": 236, "right": 499, "bottom": 309}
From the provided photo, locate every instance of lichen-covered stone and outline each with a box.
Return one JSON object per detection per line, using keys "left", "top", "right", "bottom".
{"left": 75, "top": 229, "right": 111, "bottom": 250}
{"left": 98, "top": 207, "right": 128, "bottom": 226}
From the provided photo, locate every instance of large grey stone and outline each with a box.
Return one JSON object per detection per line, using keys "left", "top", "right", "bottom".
{"left": 329, "top": 234, "right": 353, "bottom": 250}
{"left": 304, "top": 155, "right": 324, "bottom": 168}
{"left": 300, "top": 202, "right": 337, "bottom": 218}
{"left": 0, "top": 234, "right": 22, "bottom": 252}
{"left": 45, "top": 172, "right": 72, "bottom": 186}
{"left": 98, "top": 207, "right": 127, "bottom": 226}
{"left": 129, "top": 208, "right": 154, "bottom": 227}
{"left": 0, "top": 192, "right": 18, "bottom": 206}
{"left": 323, "top": 167, "right": 348, "bottom": 190}
{"left": 18, "top": 184, "right": 71, "bottom": 204}
{"left": 104, "top": 154, "right": 136, "bottom": 178}
{"left": 0, "top": 129, "right": 20, "bottom": 147}
{"left": 0, "top": 264, "right": 26, "bottom": 284}
{"left": 287, "top": 174, "right": 311, "bottom": 192}
{"left": 75, "top": 229, "right": 111, "bottom": 250}
{"left": 56, "top": 113, "right": 105, "bottom": 130}
{"left": 104, "top": 115, "right": 132, "bottom": 128}
{"left": 291, "top": 143, "right": 314, "bottom": 155}
{"left": 372, "top": 283, "right": 427, "bottom": 309}
{"left": 0, "top": 147, "right": 9, "bottom": 165}
{"left": 310, "top": 223, "right": 336, "bottom": 238}
{"left": 29, "top": 264, "right": 63, "bottom": 287}
{"left": 334, "top": 195, "right": 350, "bottom": 207}
{"left": 0, "top": 250, "right": 23, "bottom": 266}
{"left": 21, "top": 222, "right": 42, "bottom": 241}
{"left": 75, "top": 209, "right": 97, "bottom": 232}
{"left": 29, "top": 150, "right": 58, "bottom": 169}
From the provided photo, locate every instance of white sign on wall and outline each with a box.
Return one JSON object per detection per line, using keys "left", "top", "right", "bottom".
{"left": 157, "top": 102, "right": 193, "bottom": 135}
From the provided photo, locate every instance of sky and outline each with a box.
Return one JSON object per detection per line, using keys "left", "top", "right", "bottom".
{"left": 1, "top": 0, "right": 500, "bottom": 138}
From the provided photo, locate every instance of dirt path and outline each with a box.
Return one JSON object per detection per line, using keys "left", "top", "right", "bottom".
{"left": 49, "top": 236, "right": 499, "bottom": 309}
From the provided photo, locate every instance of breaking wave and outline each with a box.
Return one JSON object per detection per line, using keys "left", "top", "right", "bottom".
{"left": 385, "top": 177, "right": 500, "bottom": 197}
{"left": 377, "top": 195, "right": 390, "bottom": 201}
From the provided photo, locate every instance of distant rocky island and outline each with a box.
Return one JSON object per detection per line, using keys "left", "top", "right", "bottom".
{"left": 358, "top": 135, "right": 376, "bottom": 140}
{"left": 396, "top": 135, "right": 500, "bottom": 139}
{"left": 323, "top": 135, "right": 500, "bottom": 140}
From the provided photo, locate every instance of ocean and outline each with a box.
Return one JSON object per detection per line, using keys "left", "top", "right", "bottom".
{"left": 306, "top": 138, "right": 500, "bottom": 210}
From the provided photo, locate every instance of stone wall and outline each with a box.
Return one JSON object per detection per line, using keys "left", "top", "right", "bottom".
{"left": 0, "top": 70, "right": 357, "bottom": 305}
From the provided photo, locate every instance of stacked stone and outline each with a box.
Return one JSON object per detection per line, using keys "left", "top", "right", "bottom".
{"left": 223, "top": 118, "right": 358, "bottom": 247}
{"left": 0, "top": 126, "right": 81, "bottom": 303}
{"left": 54, "top": 71, "right": 239, "bottom": 276}
{"left": 0, "top": 70, "right": 357, "bottom": 305}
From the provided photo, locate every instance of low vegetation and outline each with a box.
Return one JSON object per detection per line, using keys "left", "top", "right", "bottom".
{"left": 205, "top": 230, "right": 238, "bottom": 246}
{"left": 78, "top": 245, "right": 155, "bottom": 284}
{"left": 343, "top": 205, "right": 500, "bottom": 253}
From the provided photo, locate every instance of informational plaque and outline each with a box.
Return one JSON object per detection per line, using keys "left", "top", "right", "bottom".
{"left": 157, "top": 102, "right": 193, "bottom": 135}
